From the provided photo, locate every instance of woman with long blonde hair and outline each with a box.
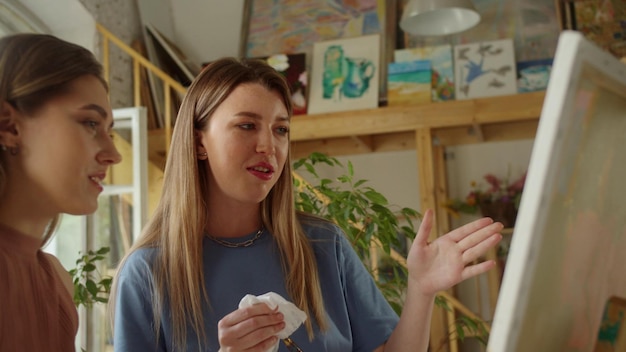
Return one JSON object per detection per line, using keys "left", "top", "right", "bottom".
{"left": 111, "top": 57, "right": 502, "bottom": 351}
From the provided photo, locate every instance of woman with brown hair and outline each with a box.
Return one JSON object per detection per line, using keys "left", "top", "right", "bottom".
{"left": 112, "top": 57, "right": 501, "bottom": 351}
{"left": 0, "top": 33, "right": 121, "bottom": 351}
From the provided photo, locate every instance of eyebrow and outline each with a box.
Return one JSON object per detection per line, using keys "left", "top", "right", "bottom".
{"left": 236, "top": 111, "right": 291, "bottom": 122}
{"left": 80, "top": 103, "right": 114, "bottom": 128}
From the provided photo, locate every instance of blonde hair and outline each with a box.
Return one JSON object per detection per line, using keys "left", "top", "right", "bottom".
{"left": 111, "top": 57, "right": 327, "bottom": 350}
{"left": 0, "top": 33, "right": 105, "bottom": 246}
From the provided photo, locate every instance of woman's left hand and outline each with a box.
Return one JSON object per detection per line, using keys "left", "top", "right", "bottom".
{"left": 406, "top": 209, "right": 503, "bottom": 296}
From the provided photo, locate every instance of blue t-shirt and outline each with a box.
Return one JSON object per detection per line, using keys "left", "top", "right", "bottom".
{"left": 114, "top": 218, "right": 399, "bottom": 351}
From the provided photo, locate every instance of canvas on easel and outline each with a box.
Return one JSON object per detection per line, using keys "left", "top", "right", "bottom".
{"left": 488, "top": 30, "right": 626, "bottom": 351}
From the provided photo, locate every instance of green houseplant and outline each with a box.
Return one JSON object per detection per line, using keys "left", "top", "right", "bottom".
{"left": 69, "top": 246, "right": 112, "bottom": 308}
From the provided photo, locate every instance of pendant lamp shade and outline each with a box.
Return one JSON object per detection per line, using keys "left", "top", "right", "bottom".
{"left": 400, "top": 0, "right": 481, "bottom": 36}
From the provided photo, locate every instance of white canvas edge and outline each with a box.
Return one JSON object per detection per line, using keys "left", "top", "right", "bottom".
{"left": 487, "top": 30, "right": 626, "bottom": 351}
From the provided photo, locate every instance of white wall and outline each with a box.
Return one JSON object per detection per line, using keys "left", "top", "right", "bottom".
{"left": 18, "top": 0, "right": 95, "bottom": 49}
{"left": 170, "top": 0, "right": 244, "bottom": 64}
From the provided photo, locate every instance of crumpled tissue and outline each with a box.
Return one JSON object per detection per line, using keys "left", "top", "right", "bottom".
{"left": 238, "top": 291, "right": 307, "bottom": 352}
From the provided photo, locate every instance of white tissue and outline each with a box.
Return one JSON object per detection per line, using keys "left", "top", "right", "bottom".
{"left": 238, "top": 291, "right": 307, "bottom": 352}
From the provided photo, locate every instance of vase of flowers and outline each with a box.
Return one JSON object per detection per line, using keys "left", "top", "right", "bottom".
{"left": 444, "top": 172, "right": 526, "bottom": 228}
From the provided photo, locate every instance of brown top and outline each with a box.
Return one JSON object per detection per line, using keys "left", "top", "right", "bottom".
{"left": 0, "top": 223, "right": 78, "bottom": 351}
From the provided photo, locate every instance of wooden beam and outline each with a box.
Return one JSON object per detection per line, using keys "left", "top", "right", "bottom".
{"left": 433, "top": 145, "right": 451, "bottom": 235}
{"left": 470, "top": 122, "right": 485, "bottom": 142}
{"left": 349, "top": 135, "right": 374, "bottom": 152}
{"left": 290, "top": 92, "right": 545, "bottom": 141}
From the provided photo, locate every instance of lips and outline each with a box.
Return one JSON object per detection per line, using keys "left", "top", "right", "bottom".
{"left": 88, "top": 173, "right": 106, "bottom": 191}
{"left": 248, "top": 162, "right": 274, "bottom": 181}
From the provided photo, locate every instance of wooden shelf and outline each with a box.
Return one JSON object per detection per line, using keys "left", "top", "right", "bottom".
{"left": 290, "top": 91, "right": 545, "bottom": 158}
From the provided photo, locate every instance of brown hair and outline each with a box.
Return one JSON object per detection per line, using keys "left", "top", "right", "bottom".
{"left": 111, "top": 57, "right": 327, "bottom": 350}
{"left": 0, "top": 33, "right": 106, "bottom": 245}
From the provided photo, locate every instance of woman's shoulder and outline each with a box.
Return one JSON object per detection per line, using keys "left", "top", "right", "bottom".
{"left": 297, "top": 213, "right": 343, "bottom": 240}
{"left": 117, "top": 246, "right": 158, "bottom": 279}
{"left": 42, "top": 252, "right": 73, "bottom": 296}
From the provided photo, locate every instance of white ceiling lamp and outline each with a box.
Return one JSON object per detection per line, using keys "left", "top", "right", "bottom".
{"left": 400, "top": 0, "right": 481, "bottom": 37}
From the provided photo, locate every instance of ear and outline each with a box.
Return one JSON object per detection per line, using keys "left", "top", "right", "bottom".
{"left": 0, "top": 101, "right": 20, "bottom": 147}
{"left": 194, "top": 129, "right": 208, "bottom": 160}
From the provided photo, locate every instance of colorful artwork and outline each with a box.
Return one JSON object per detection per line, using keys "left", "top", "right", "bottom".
{"left": 573, "top": 0, "right": 626, "bottom": 58}
{"left": 308, "top": 34, "right": 380, "bottom": 114}
{"left": 242, "top": 0, "right": 392, "bottom": 102}
{"left": 394, "top": 45, "right": 454, "bottom": 101}
{"left": 516, "top": 58, "right": 553, "bottom": 93}
{"left": 596, "top": 297, "right": 626, "bottom": 351}
{"left": 454, "top": 39, "right": 517, "bottom": 100}
{"left": 257, "top": 53, "right": 308, "bottom": 115}
{"left": 387, "top": 60, "right": 431, "bottom": 106}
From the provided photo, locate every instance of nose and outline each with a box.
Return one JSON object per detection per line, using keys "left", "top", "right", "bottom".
{"left": 255, "top": 128, "right": 276, "bottom": 155}
{"left": 97, "top": 136, "right": 122, "bottom": 165}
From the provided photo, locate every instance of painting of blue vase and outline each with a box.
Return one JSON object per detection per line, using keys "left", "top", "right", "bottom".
{"left": 309, "top": 34, "right": 380, "bottom": 115}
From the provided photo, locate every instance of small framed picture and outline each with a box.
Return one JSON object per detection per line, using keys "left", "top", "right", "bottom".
{"left": 308, "top": 34, "right": 381, "bottom": 115}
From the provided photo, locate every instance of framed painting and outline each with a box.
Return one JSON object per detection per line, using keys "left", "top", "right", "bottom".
{"left": 387, "top": 60, "right": 431, "bottom": 106}
{"left": 516, "top": 58, "right": 553, "bottom": 93}
{"left": 488, "top": 31, "right": 626, "bottom": 351}
{"left": 308, "top": 34, "right": 380, "bottom": 115}
{"left": 240, "top": 0, "right": 397, "bottom": 105}
{"left": 394, "top": 44, "right": 455, "bottom": 101}
{"left": 453, "top": 39, "right": 518, "bottom": 100}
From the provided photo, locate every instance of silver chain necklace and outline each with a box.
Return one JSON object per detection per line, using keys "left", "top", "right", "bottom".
{"left": 206, "top": 227, "right": 264, "bottom": 248}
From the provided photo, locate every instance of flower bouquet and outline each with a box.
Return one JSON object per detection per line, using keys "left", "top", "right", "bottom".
{"left": 444, "top": 172, "right": 526, "bottom": 228}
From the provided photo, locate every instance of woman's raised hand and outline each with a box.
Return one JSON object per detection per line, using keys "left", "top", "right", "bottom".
{"left": 406, "top": 209, "right": 503, "bottom": 296}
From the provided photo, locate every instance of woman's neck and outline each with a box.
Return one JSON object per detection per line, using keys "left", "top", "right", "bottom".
{"left": 0, "top": 184, "right": 53, "bottom": 239}
{"left": 204, "top": 201, "right": 262, "bottom": 238}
